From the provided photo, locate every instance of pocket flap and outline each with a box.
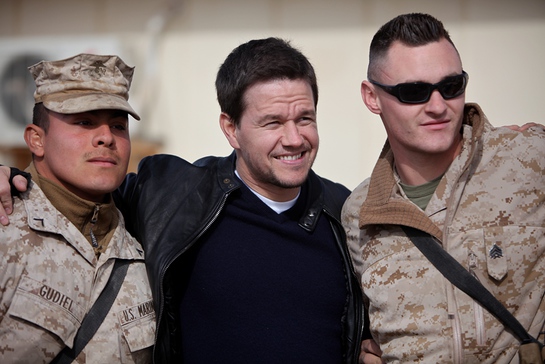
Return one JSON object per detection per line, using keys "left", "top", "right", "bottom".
{"left": 8, "top": 275, "right": 84, "bottom": 346}
{"left": 118, "top": 299, "right": 156, "bottom": 352}
{"left": 484, "top": 228, "right": 508, "bottom": 281}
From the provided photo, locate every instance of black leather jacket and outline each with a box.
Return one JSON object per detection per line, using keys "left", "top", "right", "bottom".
{"left": 114, "top": 152, "right": 364, "bottom": 363}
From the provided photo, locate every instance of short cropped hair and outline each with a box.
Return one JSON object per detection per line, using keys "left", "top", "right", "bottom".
{"left": 32, "top": 103, "right": 50, "bottom": 132}
{"left": 368, "top": 13, "right": 458, "bottom": 79}
{"left": 215, "top": 37, "right": 318, "bottom": 126}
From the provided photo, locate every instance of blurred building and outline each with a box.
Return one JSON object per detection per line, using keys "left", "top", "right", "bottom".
{"left": 1, "top": 0, "right": 544, "bottom": 188}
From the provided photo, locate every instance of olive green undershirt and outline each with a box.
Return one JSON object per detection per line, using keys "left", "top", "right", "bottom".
{"left": 28, "top": 163, "right": 118, "bottom": 257}
{"left": 399, "top": 174, "right": 443, "bottom": 210}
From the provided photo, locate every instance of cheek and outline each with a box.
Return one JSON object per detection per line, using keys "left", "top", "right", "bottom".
{"left": 243, "top": 132, "right": 276, "bottom": 151}
{"left": 449, "top": 99, "right": 466, "bottom": 120}
{"left": 382, "top": 111, "right": 409, "bottom": 134}
{"left": 43, "top": 138, "right": 72, "bottom": 161}
{"left": 118, "top": 139, "right": 131, "bottom": 158}
{"left": 301, "top": 125, "right": 319, "bottom": 145}
{"left": 383, "top": 102, "right": 421, "bottom": 127}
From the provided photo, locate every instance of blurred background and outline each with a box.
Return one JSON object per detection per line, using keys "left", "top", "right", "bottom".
{"left": 1, "top": 0, "right": 544, "bottom": 190}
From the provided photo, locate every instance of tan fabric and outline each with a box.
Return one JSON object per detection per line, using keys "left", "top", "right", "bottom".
{"left": 0, "top": 182, "right": 155, "bottom": 363}
{"left": 29, "top": 53, "right": 140, "bottom": 120}
{"left": 29, "top": 163, "right": 118, "bottom": 256}
{"left": 342, "top": 103, "right": 545, "bottom": 363}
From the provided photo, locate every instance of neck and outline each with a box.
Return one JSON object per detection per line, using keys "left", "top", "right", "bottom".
{"left": 394, "top": 139, "right": 463, "bottom": 186}
{"left": 234, "top": 167, "right": 302, "bottom": 202}
{"left": 238, "top": 175, "right": 301, "bottom": 202}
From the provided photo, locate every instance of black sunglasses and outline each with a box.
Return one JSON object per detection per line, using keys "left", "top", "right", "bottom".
{"left": 369, "top": 71, "right": 469, "bottom": 104}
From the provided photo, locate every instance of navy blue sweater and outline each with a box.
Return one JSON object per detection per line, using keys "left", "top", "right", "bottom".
{"left": 178, "top": 181, "right": 347, "bottom": 363}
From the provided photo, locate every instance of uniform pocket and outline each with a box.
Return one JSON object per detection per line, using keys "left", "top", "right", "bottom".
{"left": 118, "top": 299, "right": 156, "bottom": 352}
{"left": 8, "top": 275, "right": 85, "bottom": 346}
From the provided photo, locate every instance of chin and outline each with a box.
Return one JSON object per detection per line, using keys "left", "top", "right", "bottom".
{"left": 275, "top": 175, "right": 308, "bottom": 189}
{"left": 86, "top": 180, "right": 118, "bottom": 194}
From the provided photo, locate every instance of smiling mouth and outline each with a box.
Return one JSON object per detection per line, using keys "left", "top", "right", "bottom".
{"left": 277, "top": 153, "right": 303, "bottom": 161}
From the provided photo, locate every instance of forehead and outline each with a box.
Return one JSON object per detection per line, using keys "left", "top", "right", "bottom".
{"left": 380, "top": 39, "right": 462, "bottom": 83}
{"left": 243, "top": 79, "right": 316, "bottom": 113}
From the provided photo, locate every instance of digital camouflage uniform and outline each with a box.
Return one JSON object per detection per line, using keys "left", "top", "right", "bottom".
{"left": 0, "top": 179, "right": 155, "bottom": 363}
{"left": 342, "top": 103, "right": 545, "bottom": 363}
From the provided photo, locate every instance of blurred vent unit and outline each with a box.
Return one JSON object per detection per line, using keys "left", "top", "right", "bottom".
{"left": 0, "top": 37, "right": 121, "bottom": 146}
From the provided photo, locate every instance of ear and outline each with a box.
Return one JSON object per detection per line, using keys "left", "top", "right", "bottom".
{"left": 361, "top": 80, "right": 382, "bottom": 115}
{"left": 24, "top": 124, "right": 45, "bottom": 158}
{"left": 219, "top": 112, "right": 240, "bottom": 149}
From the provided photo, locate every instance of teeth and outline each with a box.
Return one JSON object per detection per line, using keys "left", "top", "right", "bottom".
{"left": 278, "top": 153, "right": 302, "bottom": 161}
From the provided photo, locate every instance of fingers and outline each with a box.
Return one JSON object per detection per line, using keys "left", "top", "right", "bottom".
{"left": 521, "top": 122, "right": 545, "bottom": 131}
{"left": 0, "top": 186, "right": 12, "bottom": 226}
{"left": 361, "top": 338, "right": 383, "bottom": 356}
{"left": 0, "top": 166, "right": 23, "bottom": 226}
{"left": 502, "top": 124, "right": 521, "bottom": 131}
{"left": 359, "top": 339, "right": 384, "bottom": 364}
{"left": 360, "top": 352, "right": 384, "bottom": 364}
{"left": 502, "top": 122, "right": 544, "bottom": 132}
{"left": 12, "top": 175, "right": 29, "bottom": 193}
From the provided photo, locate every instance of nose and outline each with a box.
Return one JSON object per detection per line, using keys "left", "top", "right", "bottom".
{"left": 94, "top": 124, "right": 115, "bottom": 147}
{"left": 282, "top": 121, "right": 304, "bottom": 147}
{"left": 425, "top": 89, "right": 448, "bottom": 114}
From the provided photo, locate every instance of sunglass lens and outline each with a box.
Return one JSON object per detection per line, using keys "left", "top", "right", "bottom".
{"left": 399, "top": 84, "right": 430, "bottom": 103}
{"left": 440, "top": 75, "right": 466, "bottom": 99}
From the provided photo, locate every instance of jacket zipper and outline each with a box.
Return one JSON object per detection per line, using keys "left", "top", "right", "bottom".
{"left": 154, "top": 191, "right": 231, "bottom": 360}
{"left": 447, "top": 282, "right": 463, "bottom": 364}
{"left": 445, "top": 188, "right": 482, "bottom": 360}
{"left": 89, "top": 204, "right": 100, "bottom": 248}
{"left": 468, "top": 252, "right": 486, "bottom": 346}
{"left": 442, "top": 159, "right": 474, "bottom": 362}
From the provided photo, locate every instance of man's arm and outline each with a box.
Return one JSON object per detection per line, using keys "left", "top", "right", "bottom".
{"left": 0, "top": 166, "right": 30, "bottom": 226}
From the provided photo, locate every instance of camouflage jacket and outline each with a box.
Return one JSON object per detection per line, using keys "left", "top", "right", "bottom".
{"left": 0, "top": 182, "right": 155, "bottom": 363}
{"left": 342, "top": 103, "right": 545, "bottom": 363}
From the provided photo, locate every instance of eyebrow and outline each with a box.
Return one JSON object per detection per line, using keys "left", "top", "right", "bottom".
{"left": 257, "top": 109, "right": 316, "bottom": 124}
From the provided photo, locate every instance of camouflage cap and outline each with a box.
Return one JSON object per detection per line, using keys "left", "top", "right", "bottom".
{"left": 29, "top": 53, "right": 140, "bottom": 120}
